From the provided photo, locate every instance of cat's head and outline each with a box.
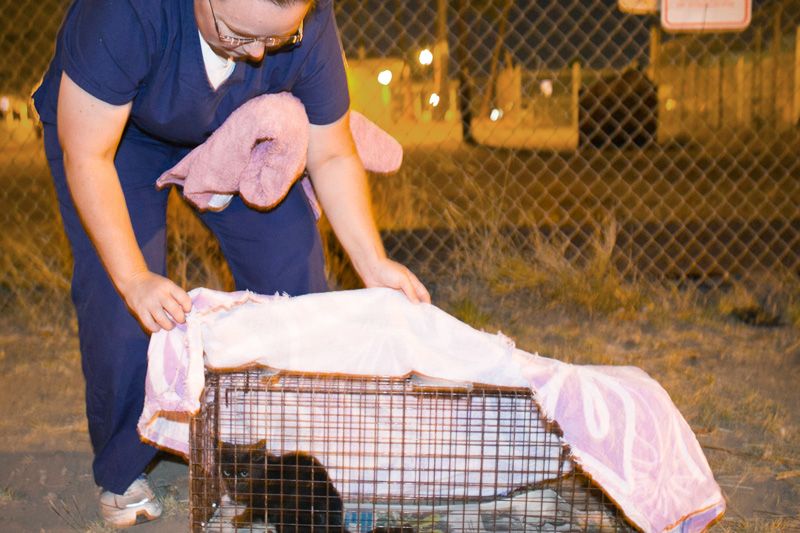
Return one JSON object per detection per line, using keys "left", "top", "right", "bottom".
{"left": 218, "top": 439, "right": 268, "bottom": 495}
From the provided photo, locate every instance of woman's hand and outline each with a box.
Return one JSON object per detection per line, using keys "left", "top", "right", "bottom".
{"left": 58, "top": 73, "right": 193, "bottom": 333}
{"left": 118, "top": 271, "right": 193, "bottom": 332}
{"left": 360, "top": 257, "right": 431, "bottom": 304}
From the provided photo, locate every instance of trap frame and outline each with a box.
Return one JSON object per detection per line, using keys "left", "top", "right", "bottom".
{"left": 190, "top": 369, "right": 638, "bottom": 532}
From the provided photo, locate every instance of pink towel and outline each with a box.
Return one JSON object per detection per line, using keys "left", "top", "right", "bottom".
{"left": 156, "top": 93, "right": 403, "bottom": 211}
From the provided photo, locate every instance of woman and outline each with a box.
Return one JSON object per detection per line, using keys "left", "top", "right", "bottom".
{"left": 33, "top": 0, "right": 429, "bottom": 527}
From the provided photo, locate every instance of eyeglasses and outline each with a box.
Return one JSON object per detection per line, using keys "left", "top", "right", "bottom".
{"left": 208, "top": 0, "right": 303, "bottom": 50}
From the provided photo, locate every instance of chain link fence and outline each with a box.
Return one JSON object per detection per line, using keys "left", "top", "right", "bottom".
{"left": 1, "top": 0, "right": 798, "bottom": 328}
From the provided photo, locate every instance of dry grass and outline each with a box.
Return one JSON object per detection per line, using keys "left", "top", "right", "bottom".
{"left": 717, "top": 517, "right": 800, "bottom": 532}
{"left": 0, "top": 212, "right": 73, "bottom": 330}
{"left": 0, "top": 188, "right": 235, "bottom": 333}
{"left": 48, "top": 495, "right": 99, "bottom": 532}
{"left": 158, "top": 484, "right": 189, "bottom": 519}
{"left": 427, "top": 166, "right": 654, "bottom": 324}
{"left": 2, "top": 152, "right": 798, "bottom": 530}
{"left": 448, "top": 295, "right": 493, "bottom": 329}
{"left": 716, "top": 271, "right": 800, "bottom": 328}
{"left": 0, "top": 486, "right": 19, "bottom": 505}
{"left": 84, "top": 520, "right": 117, "bottom": 533}
{"left": 487, "top": 221, "right": 650, "bottom": 319}
{"left": 371, "top": 165, "right": 434, "bottom": 231}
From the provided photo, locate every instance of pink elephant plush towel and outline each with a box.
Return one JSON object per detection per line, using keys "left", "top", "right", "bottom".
{"left": 156, "top": 92, "right": 403, "bottom": 211}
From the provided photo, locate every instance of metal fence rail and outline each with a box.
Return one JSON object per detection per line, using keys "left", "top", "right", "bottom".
{"left": 1, "top": 0, "right": 798, "bottom": 325}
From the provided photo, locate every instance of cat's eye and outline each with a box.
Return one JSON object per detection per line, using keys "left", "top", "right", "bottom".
{"left": 221, "top": 469, "right": 231, "bottom": 477}
{"left": 239, "top": 470, "right": 249, "bottom": 478}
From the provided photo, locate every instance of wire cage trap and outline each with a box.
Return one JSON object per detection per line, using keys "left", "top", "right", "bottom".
{"left": 190, "top": 369, "right": 638, "bottom": 532}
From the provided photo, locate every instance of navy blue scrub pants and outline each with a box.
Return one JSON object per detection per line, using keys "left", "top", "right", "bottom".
{"left": 43, "top": 124, "right": 328, "bottom": 494}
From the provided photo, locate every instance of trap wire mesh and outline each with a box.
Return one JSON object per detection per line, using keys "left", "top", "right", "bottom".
{"left": 191, "top": 369, "right": 638, "bottom": 532}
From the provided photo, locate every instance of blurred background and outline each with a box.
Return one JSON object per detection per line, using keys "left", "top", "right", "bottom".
{"left": 1, "top": 0, "right": 798, "bottom": 326}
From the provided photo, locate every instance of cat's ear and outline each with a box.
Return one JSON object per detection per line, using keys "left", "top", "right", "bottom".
{"left": 255, "top": 439, "right": 268, "bottom": 449}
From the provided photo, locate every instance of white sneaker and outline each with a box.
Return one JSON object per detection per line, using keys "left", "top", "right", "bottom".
{"left": 99, "top": 475, "right": 163, "bottom": 528}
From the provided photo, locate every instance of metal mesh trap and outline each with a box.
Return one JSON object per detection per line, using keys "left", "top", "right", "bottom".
{"left": 190, "top": 369, "right": 638, "bottom": 532}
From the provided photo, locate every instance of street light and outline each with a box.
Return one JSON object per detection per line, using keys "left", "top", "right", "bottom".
{"left": 377, "top": 70, "right": 393, "bottom": 86}
{"left": 540, "top": 79, "right": 553, "bottom": 98}
{"left": 418, "top": 48, "right": 433, "bottom": 66}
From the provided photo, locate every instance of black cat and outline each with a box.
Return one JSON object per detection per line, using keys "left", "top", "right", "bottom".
{"left": 218, "top": 440, "right": 347, "bottom": 532}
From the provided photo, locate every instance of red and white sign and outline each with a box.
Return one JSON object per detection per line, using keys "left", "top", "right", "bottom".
{"left": 661, "top": 0, "right": 751, "bottom": 32}
{"left": 619, "top": 0, "right": 658, "bottom": 15}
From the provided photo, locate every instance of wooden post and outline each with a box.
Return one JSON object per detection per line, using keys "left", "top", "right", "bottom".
{"left": 754, "top": 27, "right": 762, "bottom": 125}
{"left": 433, "top": 0, "right": 450, "bottom": 121}
{"left": 688, "top": 60, "right": 697, "bottom": 134}
{"left": 794, "top": 25, "right": 800, "bottom": 126}
{"left": 716, "top": 56, "right": 724, "bottom": 129}
{"left": 679, "top": 44, "right": 687, "bottom": 125}
{"left": 454, "top": 0, "right": 477, "bottom": 143}
{"left": 707, "top": 57, "right": 720, "bottom": 130}
{"left": 478, "top": 0, "right": 514, "bottom": 119}
{"left": 648, "top": 24, "right": 661, "bottom": 83}
{"left": 772, "top": 4, "right": 782, "bottom": 129}
{"left": 736, "top": 56, "right": 751, "bottom": 127}
{"left": 496, "top": 50, "right": 522, "bottom": 114}
{"left": 571, "top": 62, "right": 581, "bottom": 130}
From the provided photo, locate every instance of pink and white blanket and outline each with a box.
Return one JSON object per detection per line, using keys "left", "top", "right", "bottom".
{"left": 138, "top": 288, "right": 725, "bottom": 532}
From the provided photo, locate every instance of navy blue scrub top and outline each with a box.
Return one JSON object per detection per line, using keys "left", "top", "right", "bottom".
{"left": 33, "top": 0, "right": 350, "bottom": 148}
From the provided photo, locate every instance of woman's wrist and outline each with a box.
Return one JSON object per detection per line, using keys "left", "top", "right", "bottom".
{"left": 349, "top": 247, "right": 388, "bottom": 285}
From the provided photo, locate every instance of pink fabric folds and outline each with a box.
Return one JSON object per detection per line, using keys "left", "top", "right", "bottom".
{"left": 139, "top": 288, "right": 725, "bottom": 532}
{"left": 349, "top": 108, "right": 403, "bottom": 173}
{"left": 155, "top": 93, "right": 403, "bottom": 211}
{"left": 520, "top": 357, "right": 726, "bottom": 532}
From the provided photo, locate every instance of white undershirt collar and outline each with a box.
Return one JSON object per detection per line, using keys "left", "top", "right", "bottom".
{"left": 198, "top": 31, "right": 235, "bottom": 90}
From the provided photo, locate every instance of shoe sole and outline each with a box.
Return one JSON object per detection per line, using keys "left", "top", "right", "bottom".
{"left": 103, "top": 507, "right": 162, "bottom": 529}
{"left": 133, "top": 509, "right": 161, "bottom": 526}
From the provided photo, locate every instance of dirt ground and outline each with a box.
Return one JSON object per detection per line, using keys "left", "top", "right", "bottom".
{"left": 0, "top": 291, "right": 798, "bottom": 532}
{"left": 0, "top": 316, "right": 182, "bottom": 532}
{"left": 451, "top": 286, "right": 800, "bottom": 532}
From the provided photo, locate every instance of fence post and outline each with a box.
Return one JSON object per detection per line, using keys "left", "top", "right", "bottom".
{"left": 687, "top": 60, "right": 697, "bottom": 135}
{"left": 794, "top": 25, "right": 800, "bottom": 127}
{"left": 754, "top": 27, "right": 762, "bottom": 126}
{"left": 772, "top": 4, "right": 782, "bottom": 129}
{"left": 679, "top": 44, "right": 687, "bottom": 125}
{"left": 571, "top": 62, "right": 581, "bottom": 131}
{"left": 648, "top": 24, "right": 661, "bottom": 83}
{"left": 708, "top": 57, "right": 722, "bottom": 130}
{"left": 736, "top": 56, "right": 751, "bottom": 128}
{"left": 432, "top": 0, "right": 449, "bottom": 121}
{"left": 716, "top": 56, "right": 724, "bottom": 129}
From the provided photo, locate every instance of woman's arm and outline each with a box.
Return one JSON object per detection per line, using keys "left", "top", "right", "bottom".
{"left": 57, "top": 72, "right": 191, "bottom": 332}
{"left": 306, "top": 111, "right": 430, "bottom": 304}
